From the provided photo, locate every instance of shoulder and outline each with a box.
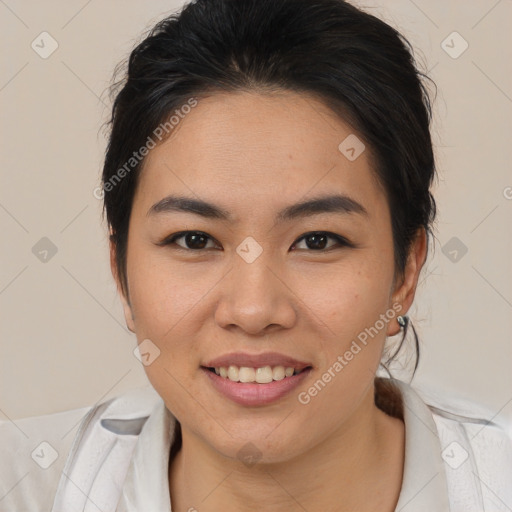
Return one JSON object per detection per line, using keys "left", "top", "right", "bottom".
{"left": 413, "top": 382, "right": 512, "bottom": 511}
{"left": 0, "top": 403, "right": 91, "bottom": 511}
{"left": 414, "top": 382, "right": 512, "bottom": 446}
{"left": 0, "top": 385, "right": 160, "bottom": 512}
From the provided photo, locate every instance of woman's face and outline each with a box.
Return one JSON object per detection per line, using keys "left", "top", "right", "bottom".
{"left": 114, "top": 90, "right": 422, "bottom": 463}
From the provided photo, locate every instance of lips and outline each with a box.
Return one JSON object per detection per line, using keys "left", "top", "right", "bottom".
{"left": 200, "top": 352, "right": 314, "bottom": 406}
{"left": 202, "top": 351, "right": 312, "bottom": 372}
{"left": 202, "top": 366, "right": 313, "bottom": 406}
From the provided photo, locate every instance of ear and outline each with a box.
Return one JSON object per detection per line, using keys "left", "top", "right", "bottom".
{"left": 110, "top": 239, "right": 136, "bottom": 333}
{"left": 386, "top": 228, "right": 428, "bottom": 336}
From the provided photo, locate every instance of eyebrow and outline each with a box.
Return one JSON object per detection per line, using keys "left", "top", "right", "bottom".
{"left": 147, "top": 194, "right": 368, "bottom": 222}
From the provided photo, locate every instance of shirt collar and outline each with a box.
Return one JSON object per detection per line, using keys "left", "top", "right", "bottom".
{"left": 392, "top": 379, "right": 450, "bottom": 511}
{"left": 115, "top": 379, "right": 451, "bottom": 512}
{"left": 115, "top": 398, "right": 174, "bottom": 512}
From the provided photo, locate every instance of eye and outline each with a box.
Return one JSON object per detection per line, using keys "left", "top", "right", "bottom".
{"left": 160, "top": 231, "right": 219, "bottom": 251}
{"left": 291, "top": 231, "right": 352, "bottom": 251}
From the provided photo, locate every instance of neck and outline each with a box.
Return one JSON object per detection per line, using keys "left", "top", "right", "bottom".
{"left": 169, "top": 382, "right": 404, "bottom": 512}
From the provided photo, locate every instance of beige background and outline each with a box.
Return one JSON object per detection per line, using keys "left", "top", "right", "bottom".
{"left": 1, "top": 0, "right": 511, "bottom": 426}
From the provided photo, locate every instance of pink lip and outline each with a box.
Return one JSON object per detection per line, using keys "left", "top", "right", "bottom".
{"left": 202, "top": 367, "right": 312, "bottom": 406}
{"left": 202, "top": 351, "right": 312, "bottom": 372}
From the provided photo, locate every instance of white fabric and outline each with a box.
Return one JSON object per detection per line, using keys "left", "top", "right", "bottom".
{"left": 1, "top": 379, "right": 511, "bottom": 511}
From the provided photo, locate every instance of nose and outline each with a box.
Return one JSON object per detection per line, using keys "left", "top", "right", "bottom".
{"left": 214, "top": 253, "right": 297, "bottom": 336}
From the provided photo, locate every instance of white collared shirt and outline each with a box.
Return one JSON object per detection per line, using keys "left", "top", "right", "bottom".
{"left": 1, "top": 379, "right": 511, "bottom": 511}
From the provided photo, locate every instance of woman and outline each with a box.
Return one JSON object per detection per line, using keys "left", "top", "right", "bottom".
{"left": 1, "top": 0, "right": 511, "bottom": 511}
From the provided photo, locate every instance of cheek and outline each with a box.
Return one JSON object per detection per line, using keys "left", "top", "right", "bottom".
{"left": 291, "top": 268, "right": 393, "bottom": 412}
{"left": 297, "top": 255, "right": 394, "bottom": 334}
{"left": 125, "top": 249, "right": 205, "bottom": 390}
{"left": 127, "top": 245, "right": 201, "bottom": 333}
{"left": 291, "top": 256, "right": 395, "bottom": 395}
{"left": 126, "top": 254, "right": 204, "bottom": 414}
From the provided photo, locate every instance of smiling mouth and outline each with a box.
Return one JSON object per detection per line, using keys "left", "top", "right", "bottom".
{"left": 203, "top": 365, "right": 312, "bottom": 384}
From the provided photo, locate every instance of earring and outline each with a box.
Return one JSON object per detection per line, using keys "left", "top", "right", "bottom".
{"left": 397, "top": 315, "right": 408, "bottom": 329}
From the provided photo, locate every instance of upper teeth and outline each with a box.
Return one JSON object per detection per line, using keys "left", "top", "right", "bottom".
{"left": 214, "top": 365, "right": 297, "bottom": 383}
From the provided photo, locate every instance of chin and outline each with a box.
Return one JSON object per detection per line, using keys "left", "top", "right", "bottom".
{"left": 203, "top": 425, "right": 309, "bottom": 467}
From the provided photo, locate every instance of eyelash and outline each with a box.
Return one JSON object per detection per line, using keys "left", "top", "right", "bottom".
{"left": 158, "top": 230, "right": 354, "bottom": 252}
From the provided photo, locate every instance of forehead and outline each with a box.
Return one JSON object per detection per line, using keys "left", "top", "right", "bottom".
{"left": 134, "top": 90, "right": 387, "bottom": 221}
